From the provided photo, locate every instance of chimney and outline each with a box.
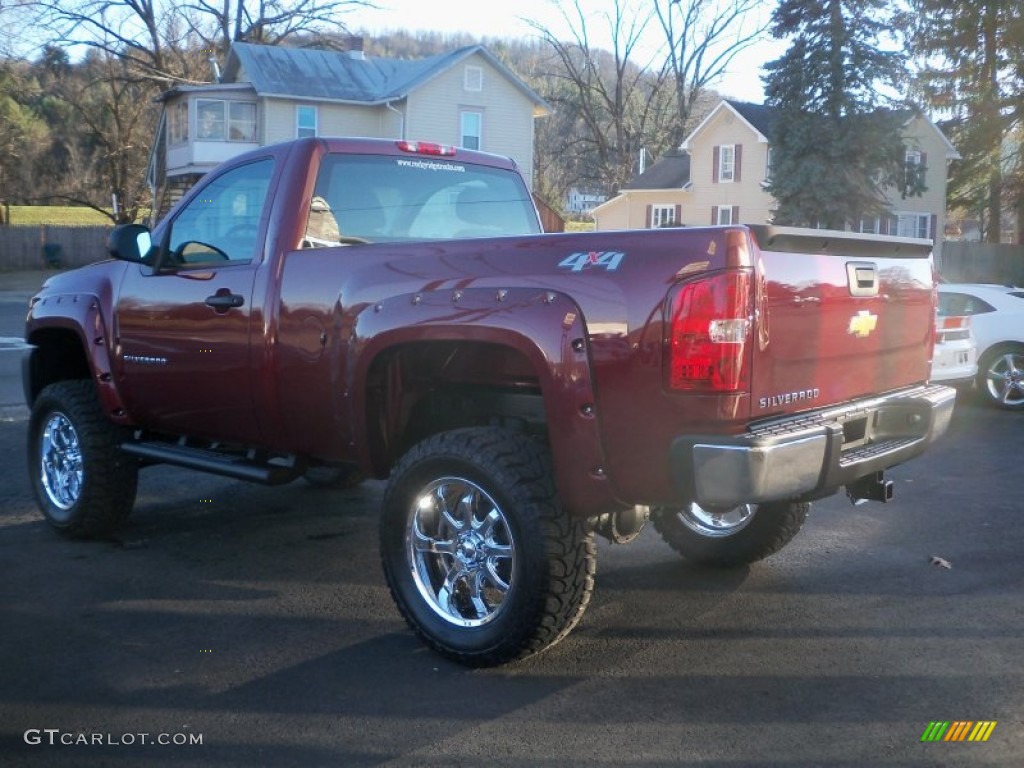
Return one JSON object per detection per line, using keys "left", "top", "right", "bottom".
{"left": 344, "top": 35, "right": 365, "bottom": 60}
{"left": 209, "top": 55, "right": 222, "bottom": 83}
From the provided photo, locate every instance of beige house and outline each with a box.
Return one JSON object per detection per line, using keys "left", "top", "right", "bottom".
{"left": 147, "top": 41, "right": 549, "bottom": 219}
{"left": 593, "top": 99, "right": 959, "bottom": 253}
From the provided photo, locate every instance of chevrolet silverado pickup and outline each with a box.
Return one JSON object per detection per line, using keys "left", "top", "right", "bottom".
{"left": 24, "top": 137, "right": 956, "bottom": 666}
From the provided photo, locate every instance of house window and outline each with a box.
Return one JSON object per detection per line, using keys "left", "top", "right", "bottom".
{"left": 719, "top": 145, "right": 735, "bottom": 182}
{"left": 651, "top": 204, "right": 677, "bottom": 228}
{"left": 460, "top": 111, "right": 482, "bottom": 150}
{"left": 169, "top": 101, "right": 188, "bottom": 145}
{"left": 464, "top": 66, "right": 483, "bottom": 91}
{"left": 904, "top": 149, "right": 926, "bottom": 196}
{"left": 197, "top": 99, "right": 226, "bottom": 140}
{"left": 896, "top": 212, "right": 931, "bottom": 239}
{"left": 195, "top": 99, "right": 256, "bottom": 142}
{"left": 297, "top": 105, "right": 318, "bottom": 139}
{"left": 859, "top": 216, "right": 883, "bottom": 234}
{"left": 714, "top": 206, "right": 738, "bottom": 225}
{"left": 229, "top": 102, "right": 257, "bottom": 141}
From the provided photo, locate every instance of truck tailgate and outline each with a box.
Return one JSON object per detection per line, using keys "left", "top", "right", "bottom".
{"left": 749, "top": 226, "right": 935, "bottom": 419}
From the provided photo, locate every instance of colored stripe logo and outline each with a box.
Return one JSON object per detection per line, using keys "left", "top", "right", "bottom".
{"left": 921, "top": 721, "right": 997, "bottom": 742}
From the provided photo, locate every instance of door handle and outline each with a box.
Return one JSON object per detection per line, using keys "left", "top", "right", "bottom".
{"left": 205, "top": 292, "right": 244, "bottom": 310}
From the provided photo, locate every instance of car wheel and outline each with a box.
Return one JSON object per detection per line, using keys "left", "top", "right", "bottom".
{"left": 652, "top": 501, "right": 809, "bottom": 567}
{"left": 380, "top": 427, "right": 595, "bottom": 666}
{"left": 28, "top": 380, "right": 138, "bottom": 538}
{"left": 976, "top": 343, "right": 1024, "bottom": 410}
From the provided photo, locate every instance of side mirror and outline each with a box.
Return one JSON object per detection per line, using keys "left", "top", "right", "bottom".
{"left": 107, "top": 224, "right": 154, "bottom": 264}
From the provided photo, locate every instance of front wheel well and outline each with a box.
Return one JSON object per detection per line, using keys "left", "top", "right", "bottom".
{"left": 364, "top": 341, "right": 548, "bottom": 473}
{"left": 24, "top": 328, "right": 92, "bottom": 406}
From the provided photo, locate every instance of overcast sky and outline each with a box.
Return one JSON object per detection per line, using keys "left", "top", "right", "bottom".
{"left": 344, "top": 0, "right": 785, "bottom": 104}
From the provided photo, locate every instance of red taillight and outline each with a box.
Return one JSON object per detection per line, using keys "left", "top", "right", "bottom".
{"left": 936, "top": 314, "right": 971, "bottom": 342}
{"left": 396, "top": 140, "right": 456, "bottom": 156}
{"left": 666, "top": 271, "right": 752, "bottom": 392}
{"left": 938, "top": 315, "right": 968, "bottom": 330}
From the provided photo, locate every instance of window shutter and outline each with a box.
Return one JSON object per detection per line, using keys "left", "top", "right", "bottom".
{"left": 732, "top": 205, "right": 740, "bottom": 223}
{"left": 930, "top": 214, "right": 938, "bottom": 241}
{"left": 675, "top": 204, "right": 682, "bottom": 225}
{"left": 645, "top": 204, "right": 652, "bottom": 228}
{"left": 711, "top": 206, "right": 719, "bottom": 224}
{"left": 734, "top": 145, "right": 742, "bottom": 182}
{"left": 712, "top": 146, "right": 720, "bottom": 183}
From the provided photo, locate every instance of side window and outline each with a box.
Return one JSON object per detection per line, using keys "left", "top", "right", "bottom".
{"left": 939, "top": 293, "right": 994, "bottom": 317}
{"left": 167, "top": 158, "right": 275, "bottom": 266}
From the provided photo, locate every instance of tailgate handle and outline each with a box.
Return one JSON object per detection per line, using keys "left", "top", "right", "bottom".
{"left": 846, "top": 262, "right": 879, "bottom": 297}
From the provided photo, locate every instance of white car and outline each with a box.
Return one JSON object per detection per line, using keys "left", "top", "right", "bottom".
{"left": 930, "top": 312, "right": 977, "bottom": 386}
{"left": 938, "top": 283, "right": 1024, "bottom": 409}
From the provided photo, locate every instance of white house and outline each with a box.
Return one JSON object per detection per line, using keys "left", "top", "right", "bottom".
{"left": 147, "top": 41, "right": 550, "bottom": 219}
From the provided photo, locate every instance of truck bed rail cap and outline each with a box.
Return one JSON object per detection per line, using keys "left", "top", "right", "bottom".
{"left": 748, "top": 225, "right": 933, "bottom": 258}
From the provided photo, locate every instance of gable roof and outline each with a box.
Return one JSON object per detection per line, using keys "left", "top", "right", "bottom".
{"left": 622, "top": 149, "right": 691, "bottom": 190}
{"left": 683, "top": 98, "right": 958, "bottom": 159}
{"left": 221, "top": 42, "right": 549, "bottom": 115}
{"left": 682, "top": 99, "right": 772, "bottom": 150}
{"left": 726, "top": 101, "right": 780, "bottom": 142}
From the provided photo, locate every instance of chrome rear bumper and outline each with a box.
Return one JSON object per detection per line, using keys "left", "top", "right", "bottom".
{"left": 671, "top": 384, "right": 957, "bottom": 508}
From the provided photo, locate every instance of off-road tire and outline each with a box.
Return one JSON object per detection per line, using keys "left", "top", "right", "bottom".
{"left": 380, "top": 427, "right": 595, "bottom": 666}
{"left": 28, "top": 380, "right": 138, "bottom": 538}
{"left": 652, "top": 501, "right": 810, "bottom": 568}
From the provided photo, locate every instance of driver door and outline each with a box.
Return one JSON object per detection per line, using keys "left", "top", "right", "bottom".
{"left": 114, "top": 157, "right": 275, "bottom": 444}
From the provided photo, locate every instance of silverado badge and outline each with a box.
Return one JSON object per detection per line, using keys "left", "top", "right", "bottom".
{"left": 847, "top": 310, "right": 878, "bottom": 338}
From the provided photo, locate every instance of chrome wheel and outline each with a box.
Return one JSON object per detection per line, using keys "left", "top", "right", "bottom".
{"left": 39, "top": 412, "right": 84, "bottom": 512}
{"left": 406, "top": 477, "right": 516, "bottom": 628}
{"left": 653, "top": 501, "right": 809, "bottom": 567}
{"left": 983, "top": 350, "right": 1024, "bottom": 408}
{"left": 674, "top": 502, "right": 756, "bottom": 538}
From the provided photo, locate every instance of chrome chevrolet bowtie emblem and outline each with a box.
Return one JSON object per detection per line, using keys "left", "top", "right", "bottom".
{"left": 848, "top": 310, "right": 878, "bottom": 338}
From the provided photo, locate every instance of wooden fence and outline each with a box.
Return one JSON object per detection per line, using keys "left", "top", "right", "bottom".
{"left": 939, "top": 242, "right": 1024, "bottom": 286}
{"left": 0, "top": 225, "right": 112, "bottom": 271}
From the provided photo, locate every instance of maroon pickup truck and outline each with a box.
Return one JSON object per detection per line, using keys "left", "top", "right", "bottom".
{"left": 24, "top": 137, "right": 955, "bottom": 666}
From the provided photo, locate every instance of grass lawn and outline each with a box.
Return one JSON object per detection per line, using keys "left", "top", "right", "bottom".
{"left": 4, "top": 206, "right": 114, "bottom": 226}
{"left": 565, "top": 221, "right": 595, "bottom": 233}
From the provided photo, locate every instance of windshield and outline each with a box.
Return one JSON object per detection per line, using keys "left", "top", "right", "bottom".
{"left": 303, "top": 153, "right": 541, "bottom": 246}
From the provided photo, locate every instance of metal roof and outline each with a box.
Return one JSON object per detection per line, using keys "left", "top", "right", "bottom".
{"left": 222, "top": 42, "right": 548, "bottom": 111}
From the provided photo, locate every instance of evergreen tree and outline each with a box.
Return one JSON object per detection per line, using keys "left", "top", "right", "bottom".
{"left": 902, "top": 0, "right": 1020, "bottom": 242}
{"left": 763, "top": 0, "right": 913, "bottom": 229}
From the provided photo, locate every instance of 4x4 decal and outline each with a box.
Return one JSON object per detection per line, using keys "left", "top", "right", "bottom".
{"left": 558, "top": 251, "right": 625, "bottom": 273}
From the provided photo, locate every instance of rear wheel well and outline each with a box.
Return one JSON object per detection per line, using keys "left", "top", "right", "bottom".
{"left": 364, "top": 341, "right": 547, "bottom": 473}
{"left": 25, "top": 329, "right": 91, "bottom": 405}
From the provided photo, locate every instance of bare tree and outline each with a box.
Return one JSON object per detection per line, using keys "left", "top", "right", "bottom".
{"left": 654, "top": 0, "right": 771, "bottom": 144}
{"left": 34, "top": 52, "right": 156, "bottom": 222}
{"left": 25, "top": 0, "right": 372, "bottom": 85}
{"left": 528, "top": 0, "right": 677, "bottom": 196}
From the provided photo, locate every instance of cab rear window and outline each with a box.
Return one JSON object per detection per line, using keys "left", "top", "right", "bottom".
{"left": 303, "top": 154, "right": 541, "bottom": 246}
